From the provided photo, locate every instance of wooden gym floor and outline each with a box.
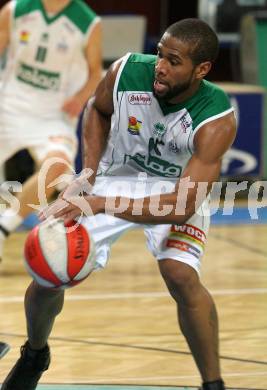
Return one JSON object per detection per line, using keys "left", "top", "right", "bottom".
{"left": 0, "top": 210, "right": 266, "bottom": 390}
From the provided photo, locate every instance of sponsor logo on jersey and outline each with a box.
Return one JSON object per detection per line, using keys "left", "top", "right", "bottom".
{"left": 22, "top": 14, "right": 37, "bottom": 23}
{"left": 124, "top": 134, "right": 182, "bottom": 177}
{"left": 63, "top": 21, "right": 75, "bottom": 34}
{"left": 128, "top": 93, "right": 152, "bottom": 105}
{"left": 168, "top": 139, "right": 180, "bottom": 153}
{"left": 41, "top": 33, "right": 49, "bottom": 43}
{"left": 170, "top": 224, "right": 206, "bottom": 246}
{"left": 128, "top": 116, "right": 142, "bottom": 135}
{"left": 166, "top": 239, "right": 201, "bottom": 259}
{"left": 16, "top": 62, "right": 60, "bottom": 91}
{"left": 124, "top": 152, "right": 182, "bottom": 177}
{"left": 153, "top": 122, "right": 166, "bottom": 138}
{"left": 57, "top": 40, "right": 69, "bottom": 53}
{"left": 180, "top": 113, "right": 192, "bottom": 133}
{"left": 20, "top": 31, "right": 30, "bottom": 44}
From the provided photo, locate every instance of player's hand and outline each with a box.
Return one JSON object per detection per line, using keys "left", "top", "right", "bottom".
{"left": 58, "top": 168, "right": 94, "bottom": 200}
{"left": 39, "top": 197, "right": 70, "bottom": 221}
{"left": 39, "top": 195, "right": 104, "bottom": 224}
{"left": 39, "top": 168, "right": 96, "bottom": 222}
{"left": 62, "top": 95, "right": 84, "bottom": 117}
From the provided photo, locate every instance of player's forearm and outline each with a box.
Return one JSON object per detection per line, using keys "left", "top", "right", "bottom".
{"left": 0, "top": 4, "right": 10, "bottom": 55}
{"left": 0, "top": 31, "right": 8, "bottom": 57}
{"left": 82, "top": 101, "right": 110, "bottom": 185}
{"left": 94, "top": 192, "right": 196, "bottom": 225}
{"left": 77, "top": 72, "right": 102, "bottom": 106}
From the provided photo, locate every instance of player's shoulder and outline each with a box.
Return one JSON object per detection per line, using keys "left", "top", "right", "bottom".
{"left": 13, "top": 0, "right": 97, "bottom": 21}
{"left": 126, "top": 52, "right": 157, "bottom": 66}
{"left": 200, "top": 79, "right": 230, "bottom": 100}
{"left": 14, "top": 0, "right": 39, "bottom": 18}
{"left": 0, "top": 0, "right": 13, "bottom": 18}
{"left": 64, "top": 0, "right": 99, "bottom": 33}
{"left": 69, "top": 0, "right": 98, "bottom": 18}
{"left": 121, "top": 52, "right": 157, "bottom": 78}
{"left": 196, "top": 79, "right": 232, "bottom": 113}
{"left": 189, "top": 80, "right": 233, "bottom": 131}
{"left": 117, "top": 53, "right": 156, "bottom": 92}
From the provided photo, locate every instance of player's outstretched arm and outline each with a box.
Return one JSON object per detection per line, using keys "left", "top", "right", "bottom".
{"left": 0, "top": 2, "right": 11, "bottom": 55}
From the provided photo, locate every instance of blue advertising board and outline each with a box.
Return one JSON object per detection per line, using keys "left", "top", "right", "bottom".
{"left": 220, "top": 85, "right": 264, "bottom": 177}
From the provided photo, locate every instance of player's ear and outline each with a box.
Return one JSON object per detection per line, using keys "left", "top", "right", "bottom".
{"left": 195, "top": 61, "right": 212, "bottom": 80}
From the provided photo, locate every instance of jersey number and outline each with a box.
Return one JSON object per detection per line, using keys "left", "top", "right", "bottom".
{"left": 35, "top": 46, "right": 47, "bottom": 63}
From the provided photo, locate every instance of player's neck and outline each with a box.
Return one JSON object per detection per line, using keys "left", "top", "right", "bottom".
{"left": 168, "top": 80, "right": 202, "bottom": 105}
{"left": 42, "top": 0, "right": 71, "bottom": 14}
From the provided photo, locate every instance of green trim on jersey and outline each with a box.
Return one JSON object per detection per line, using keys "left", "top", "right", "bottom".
{"left": 118, "top": 53, "right": 232, "bottom": 129}
{"left": 158, "top": 80, "right": 231, "bottom": 129}
{"left": 15, "top": 0, "right": 40, "bottom": 17}
{"left": 118, "top": 53, "right": 155, "bottom": 92}
{"left": 57, "top": 0, "right": 97, "bottom": 33}
{"left": 15, "top": 0, "right": 98, "bottom": 33}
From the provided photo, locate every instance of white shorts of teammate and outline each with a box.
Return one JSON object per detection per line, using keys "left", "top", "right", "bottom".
{"left": 0, "top": 116, "right": 78, "bottom": 169}
{"left": 81, "top": 176, "right": 211, "bottom": 275}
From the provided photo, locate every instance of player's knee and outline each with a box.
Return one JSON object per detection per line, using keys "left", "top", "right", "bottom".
{"left": 51, "top": 161, "right": 70, "bottom": 177}
{"left": 40, "top": 151, "right": 72, "bottom": 176}
{"left": 159, "top": 259, "right": 198, "bottom": 301}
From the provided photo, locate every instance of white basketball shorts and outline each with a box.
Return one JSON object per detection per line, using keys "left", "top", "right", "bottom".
{"left": 81, "top": 176, "right": 211, "bottom": 275}
{"left": 0, "top": 116, "right": 78, "bottom": 166}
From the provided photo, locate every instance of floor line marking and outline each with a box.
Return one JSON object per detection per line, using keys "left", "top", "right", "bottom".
{"left": 36, "top": 370, "right": 267, "bottom": 382}
{"left": 1, "top": 332, "right": 266, "bottom": 367}
{"left": 0, "top": 288, "right": 267, "bottom": 303}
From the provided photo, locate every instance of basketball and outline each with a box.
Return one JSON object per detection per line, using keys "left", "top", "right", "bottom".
{"left": 24, "top": 219, "right": 96, "bottom": 289}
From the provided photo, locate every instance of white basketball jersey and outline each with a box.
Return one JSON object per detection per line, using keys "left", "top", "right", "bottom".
{"left": 98, "top": 53, "right": 234, "bottom": 182}
{"left": 0, "top": 0, "right": 99, "bottom": 119}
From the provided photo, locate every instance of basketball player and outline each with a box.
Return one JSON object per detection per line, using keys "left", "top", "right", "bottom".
{"left": 0, "top": 0, "right": 102, "bottom": 260}
{"left": 2, "top": 19, "right": 236, "bottom": 390}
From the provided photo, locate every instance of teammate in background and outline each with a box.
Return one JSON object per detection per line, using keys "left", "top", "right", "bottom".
{"left": 0, "top": 0, "right": 102, "bottom": 260}
{"left": 2, "top": 19, "right": 236, "bottom": 390}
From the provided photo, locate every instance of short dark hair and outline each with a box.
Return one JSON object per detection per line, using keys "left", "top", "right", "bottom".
{"left": 166, "top": 18, "right": 219, "bottom": 65}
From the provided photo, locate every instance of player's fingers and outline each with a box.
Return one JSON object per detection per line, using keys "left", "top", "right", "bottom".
{"left": 63, "top": 209, "right": 82, "bottom": 224}
{"left": 39, "top": 199, "right": 69, "bottom": 220}
{"left": 68, "top": 196, "right": 94, "bottom": 217}
{"left": 50, "top": 205, "right": 73, "bottom": 219}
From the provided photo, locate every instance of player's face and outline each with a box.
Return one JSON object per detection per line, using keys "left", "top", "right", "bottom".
{"left": 154, "top": 33, "right": 199, "bottom": 102}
